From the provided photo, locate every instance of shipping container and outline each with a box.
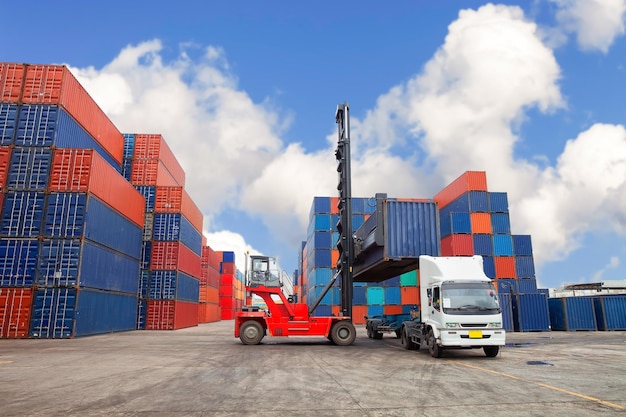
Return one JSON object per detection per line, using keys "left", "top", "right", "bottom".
{"left": 517, "top": 277, "right": 538, "bottom": 294}
{"left": 353, "top": 286, "right": 367, "bottom": 304}
{"left": 199, "top": 285, "right": 219, "bottom": 304}
{"left": 1, "top": 191, "right": 45, "bottom": 237}
{"left": 143, "top": 213, "right": 154, "bottom": 241}
{"left": 131, "top": 134, "right": 185, "bottom": 186}
{"left": 367, "top": 286, "right": 384, "bottom": 305}
{"left": 593, "top": 295, "right": 626, "bottom": 331}
{"left": 149, "top": 270, "right": 200, "bottom": 302}
{"left": 198, "top": 302, "right": 221, "bottom": 323}
{"left": 0, "top": 104, "right": 18, "bottom": 145}
{"left": 482, "top": 256, "right": 496, "bottom": 279}
{"left": 439, "top": 212, "right": 471, "bottom": 237}
{"left": 138, "top": 271, "right": 150, "bottom": 300}
{"left": 470, "top": 212, "right": 492, "bottom": 234}
{"left": 37, "top": 239, "right": 141, "bottom": 294}
{"left": 515, "top": 256, "right": 536, "bottom": 278}
{"left": 7, "top": 147, "right": 52, "bottom": 191}
{"left": 152, "top": 213, "right": 202, "bottom": 255}
{"left": 385, "top": 286, "right": 401, "bottom": 304}
{"left": 512, "top": 293, "right": 550, "bottom": 332}
{"left": 433, "top": 171, "right": 488, "bottom": 209}
{"left": 549, "top": 297, "right": 597, "bottom": 331}
{"left": 16, "top": 104, "right": 121, "bottom": 170}
{"left": 20, "top": 64, "right": 124, "bottom": 164}
{"left": 49, "top": 149, "right": 145, "bottom": 227}
{"left": 400, "top": 270, "right": 417, "bottom": 286}
{"left": 512, "top": 235, "right": 533, "bottom": 256}
{"left": 491, "top": 213, "right": 511, "bottom": 234}
{"left": 123, "top": 133, "right": 135, "bottom": 160}
{"left": 44, "top": 193, "right": 142, "bottom": 258}
{"left": 150, "top": 241, "right": 202, "bottom": 278}
{"left": 30, "top": 287, "right": 137, "bottom": 338}
{"left": 0, "top": 287, "right": 32, "bottom": 338}
{"left": 0, "top": 147, "right": 11, "bottom": 189}
{"left": 498, "top": 293, "right": 514, "bottom": 332}
{"left": 493, "top": 235, "right": 513, "bottom": 256}
{"left": 488, "top": 192, "right": 509, "bottom": 213}
{"left": 145, "top": 300, "right": 199, "bottom": 330}
{"left": 130, "top": 159, "right": 180, "bottom": 187}
{"left": 440, "top": 234, "right": 474, "bottom": 256}
{"left": 0, "top": 238, "right": 39, "bottom": 286}
{"left": 0, "top": 63, "right": 25, "bottom": 103}
{"left": 135, "top": 186, "right": 156, "bottom": 212}
{"left": 494, "top": 256, "right": 516, "bottom": 278}
{"left": 473, "top": 234, "right": 494, "bottom": 256}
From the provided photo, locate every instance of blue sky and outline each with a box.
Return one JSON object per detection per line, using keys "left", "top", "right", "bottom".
{"left": 3, "top": 1, "right": 626, "bottom": 289}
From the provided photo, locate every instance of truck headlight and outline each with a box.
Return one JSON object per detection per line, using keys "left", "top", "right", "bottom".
{"left": 487, "top": 322, "right": 501, "bottom": 328}
{"left": 445, "top": 322, "right": 459, "bottom": 328}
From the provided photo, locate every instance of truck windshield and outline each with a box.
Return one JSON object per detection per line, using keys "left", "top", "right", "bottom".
{"left": 441, "top": 281, "right": 500, "bottom": 315}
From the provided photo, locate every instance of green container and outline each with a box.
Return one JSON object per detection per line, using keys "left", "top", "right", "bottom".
{"left": 400, "top": 270, "right": 417, "bottom": 286}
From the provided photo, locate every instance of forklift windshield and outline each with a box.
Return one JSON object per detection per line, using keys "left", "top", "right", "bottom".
{"left": 249, "top": 256, "right": 282, "bottom": 288}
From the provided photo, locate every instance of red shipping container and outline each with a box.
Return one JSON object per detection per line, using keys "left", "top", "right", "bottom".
{"left": 384, "top": 305, "right": 404, "bottom": 316}
{"left": 470, "top": 212, "right": 492, "bottom": 234}
{"left": 0, "top": 147, "right": 11, "bottom": 190}
{"left": 1, "top": 288, "right": 33, "bottom": 339}
{"left": 221, "top": 308, "right": 235, "bottom": 320}
{"left": 130, "top": 159, "right": 180, "bottom": 187}
{"left": 434, "top": 171, "right": 488, "bottom": 209}
{"left": 20, "top": 64, "right": 124, "bottom": 164}
{"left": 150, "top": 241, "right": 202, "bottom": 278}
{"left": 198, "top": 303, "right": 221, "bottom": 323}
{"left": 0, "top": 63, "right": 25, "bottom": 103}
{"left": 145, "top": 300, "right": 199, "bottom": 330}
{"left": 132, "top": 134, "right": 185, "bottom": 187}
{"left": 221, "top": 273, "right": 234, "bottom": 286}
{"left": 220, "top": 296, "right": 235, "bottom": 310}
{"left": 49, "top": 149, "right": 145, "bottom": 228}
{"left": 352, "top": 305, "right": 368, "bottom": 325}
{"left": 154, "top": 186, "right": 203, "bottom": 233}
{"left": 401, "top": 287, "right": 420, "bottom": 305}
{"left": 219, "top": 285, "right": 234, "bottom": 298}
{"left": 495, "top": 256, "right": 516, "bottom": 278}
{"left": 221, "top": 263, "right": 235, "bottom": 275}
{"left": 440, "top": 234, "right": 474, "bottom": 256}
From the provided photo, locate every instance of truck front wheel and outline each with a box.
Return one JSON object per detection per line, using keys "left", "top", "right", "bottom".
{"left": 331, "top": 321, "right": 356, "bottom": 346}
{"left": 483, "top": 346, "right": 499, "bottom": 357}
{"left": 427, "top": 328, "right": 443, "bottom": 358}
{"left": 401, "top": 327, "right": 418, "bottom": 350}
{"left": 239, "top": 320, "right": 264, "bottom": 345}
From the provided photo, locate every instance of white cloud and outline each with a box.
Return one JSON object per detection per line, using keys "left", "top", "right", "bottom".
{"left": 550, "top": 0, "right": 626, "bottom": 52}
{"left": 591, "top": 256, "right": 620, "bottom": 281}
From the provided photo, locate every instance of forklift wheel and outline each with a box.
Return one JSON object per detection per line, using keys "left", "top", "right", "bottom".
{"left": 330, "top": 321, "right": 356, "bottom": 346}
{"left": 239, "top": 320, "right": 264, "bottom": 345}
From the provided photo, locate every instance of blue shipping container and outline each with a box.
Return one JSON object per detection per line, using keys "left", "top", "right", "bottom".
{"left": 0, "top": 238, "right": 39, "bottom": 286}
{"left": 135, "top": 186, "right": 156, "bottom": 212}
{"left": 498, "top": 293, "right": 515, "bottom": 332}
{"left": 493, "top": 235, "right": 513, "bottom": 256}
{"left": 367, "top": 286, "right": 385, "bottom": 305}
{"left": 515, "top": 256, "right": 536, "bottom": 278}
{"left": 149, "top": 270, "right": 199, "bottom": 302}
{"left": 309, "top": 230, "right": 332, "bottom": 250}
{"left": 30, "top": 287, "right": 137, "bottom": 338}
{"left": 512, "top": 235, "right": 533, "bottom": 256}
{"left": 123, "top": 133, "right": 135, "bottom": 160}
{"left": 473, "top": 234, "right": 494, "bottom": 256}
{"left": 384, "top": 200, "right": 440, "bottom": 258}
{"left": 7, "top": 147, "right": 52, "bottom": 190}
{"left": 491, "top": 213, "right": 511, "bottom": 234}
{"left": 517, "top": 277, "right": 538, "bottom": 294}
{"left": 136, "top": 299, "right": 147, "bottom": 330}
{"left": 0, "top": 103, "right": 18, "bottom": 145}
{"left": 513, "top": 293, "right": 550, "bottom": 332}
{"left": 44, "top": 193, "right": 142, "bottom": 259}
{"left": 482, "top": 256, "right": 496, "bottom": 279}
{"left": 488, "top": 192, "right": 509, "bottom": 213}
{"left": 152, "top": 213, "right": 202, "bottom": 255}
{"left": 367, "top": 305, "right": 385, "bottom": 317}
{"left": 1, "top": 191, "right": 45, "bottom": 237}
{"left": 549, "top": 297, "right": 597, "bottom": 331}
{"left": 353, "top": 286, "right": 367, "bottom": 305}
{"left": 37, "top": 239, "right": 141, "bottom": 294}
{"left": 385, "top": 286, "right": 401, "bottom": 304}
{"left": 310, "top": 196, "right": 331, "bottom": 216}
{"left": 593, "top": 295, "right": 626, "bottom": 331}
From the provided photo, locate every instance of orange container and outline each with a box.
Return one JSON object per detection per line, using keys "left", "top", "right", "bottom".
{"left": 221, "top": 263, "right": 235, "bottom": 275}
{"left": 331, "top": 249, "right": 339, "bottom": 268}
{"left": 352, "top": 305, "right": 368, "bottom": 325}
{"left": 401, "top": 287, "right": 420, "bottom": 305}
{"left": 199, "top": 285, "right": 219, "bottom": 304}
{"left": 49, "top": 149, "right": 145, "bottom": 228}
{"left": 21, "top": 64, "right": 124, "bottom": 164}
{"left": 440, "top": 234, "right": 474, "bottom": 256}
{"left": 434, "top": 171, "right": 488, "bottom": 209}
{"left": 198, "top": 302, "right": 221, "bottom": 323}
{"left": 494, "top": 256, "right": 516, "bottom": 278}
{"left": 150, "top": 241, "right": 202, "bottom": 278}
{"left": 330, "top": 197, "right": 339, "bottom": 214}
{"left": 154, "top": 186, "right": 203, "bottom": 233}
{"left": 332, "top": 305, "right": 341, "bottom": 317}
{"left": 145, "top": 300, "right": 199, "bottom": 330}
{"left": 470, "top": 212, "right": 492, "bottom": 234}
{"left": 0, "top": 147, "right": 12, "bottom": 189}
{"left": 0, "top": 63, "right": 25, "bottom": 103}
{"left": 132, "top": 134, "right": 185, "bottom": 187}
{"left": 130, "top": 159, "right": 180, "bottom": 187}
{"left": 1, "top": 287, "right": 32, "bottom": 339}
{"left": 384, "top": 305, "right": 404, "bottom": 316}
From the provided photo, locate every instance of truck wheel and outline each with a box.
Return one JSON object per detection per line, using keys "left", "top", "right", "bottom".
{"left": 239, "top": 320, "right": 264, "bottom": 345}
{"left": 427, "top": 328, "right": 443, "bottom": 358}
{"left": 373, "top": 327, "right": 383, "bottom": 340}
{"left": 366, "top": 325, "right": 373, "bottom": 339}
{"left": 401, "top": 328, "right": 417, "bottom": 350}
{"left": 330, "top": 321, "right": 356, "bottom": 346}
{"left": 484, "top": 346, "right": 499, "bottom": 357}
{"left": 395, "top": 329, "right": 402, "bottom": 339}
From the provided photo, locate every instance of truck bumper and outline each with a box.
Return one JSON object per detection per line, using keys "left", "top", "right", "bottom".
{"left": 439, "top": 329, "right": 505, "bottom": 347}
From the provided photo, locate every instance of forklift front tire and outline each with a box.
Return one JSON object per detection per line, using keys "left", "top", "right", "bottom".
{"left": 239, "top": 320, "right": 264, "bottom": 345}
{"left": 330, "top": 321, "right": 356, "bottom": 346}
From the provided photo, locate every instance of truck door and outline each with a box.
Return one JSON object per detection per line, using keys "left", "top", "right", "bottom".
{"left": 431, "top": 285, "right": 443, "bottom": 321}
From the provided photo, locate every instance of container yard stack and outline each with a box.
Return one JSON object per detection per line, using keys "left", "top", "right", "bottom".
{"left": 219, "top": 251, "right": 245, "bottom": 319}
{"left": 434, "top": 171, "right": 550, "bottom": 332}
{"left": 125, "top": 133, "right": 202, "bottom": 330}
{"left": 199, "top": 245, "right": 221, "bottom": 323}
{"left": 0, "top": 62, "right": 144, "bottom": 338}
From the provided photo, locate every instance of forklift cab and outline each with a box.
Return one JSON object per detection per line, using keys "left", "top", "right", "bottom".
{"left": 248, "top": 256, "right": 282, "bottom": 288}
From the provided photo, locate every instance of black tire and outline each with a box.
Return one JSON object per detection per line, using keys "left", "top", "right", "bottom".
{"left": 366, "top": 324, "right": 373, "bottom": 339}
{"left": 401, "top": 327, "right": 418, "bottom": 350}
{"left": 330, "top": 321, "right": 356, "bottom": 346}
{"left": 427, "top": 328, "right": 443, "bottom": 358}
{"left": 239, "top": 320, "right": 264, "bottom": 345}
{"left": 373, "top": 327, "right": 383, "bottom": 340}
{"left": 484, "top": 346, "right": 499, "bottom": 357}
{"left": 395, "top": 329, "right": 402, "bottom": 339}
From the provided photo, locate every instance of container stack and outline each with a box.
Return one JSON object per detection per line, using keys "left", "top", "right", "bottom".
{"left": 219, "top": 251, "right": 245, "bottom": 319}
{"left": 199, "top": 245, "right": 221, "bottom": 323}
{"left": 0, "top": 63, "right": 145, "bottom": 338}
{"left": 124, "top": 133, "right": 202, "bottom": 330}
{"left": 434, "top": 171, "right": 550, "bottom": 332}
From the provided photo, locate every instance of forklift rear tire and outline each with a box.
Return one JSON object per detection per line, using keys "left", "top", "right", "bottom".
{"left": 239, "top": 320, "right": 264, "bottom": 345}
{"left": 330, "top": 321, "right": 356, "bottom": 346}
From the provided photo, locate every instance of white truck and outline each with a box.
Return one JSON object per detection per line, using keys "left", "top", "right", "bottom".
{"left": 367, "top": 255, "right": 506, "bottom": 358}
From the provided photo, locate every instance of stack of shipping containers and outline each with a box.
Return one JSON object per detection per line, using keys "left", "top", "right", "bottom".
{"left": 219, "top": 251, "right": 245, "bottom": 319}
{"left": 433, "top": 171, "right": 550, "bottom": 332}
{"left": 199, "top": 245, "right": 221, "bottom": 323}
{"left": 124, "top": 133, "right": 202, "bottom": 330}
{"left": 0, "top": 63, "right": 146, "bottom": 338}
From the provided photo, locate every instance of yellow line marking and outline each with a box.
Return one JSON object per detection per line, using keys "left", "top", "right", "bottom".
{"left": 0, "top": 360, "right": 13, "bottom": 365}
{"left": 448, "top": 359, "right": 625, "bottom": 411}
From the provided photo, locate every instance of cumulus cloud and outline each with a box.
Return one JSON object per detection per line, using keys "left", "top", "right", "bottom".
{"left": 550, "top": 0, "right": 626, "bottom": 52}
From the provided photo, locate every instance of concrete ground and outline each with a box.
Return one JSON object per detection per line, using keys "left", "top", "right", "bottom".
{"left": 1, "top": 320, "right": 625, "bottom": 417}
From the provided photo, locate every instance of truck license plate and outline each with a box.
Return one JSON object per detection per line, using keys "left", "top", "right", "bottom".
{"left": 469, "top": 330, "right": 483, "bottom": 339}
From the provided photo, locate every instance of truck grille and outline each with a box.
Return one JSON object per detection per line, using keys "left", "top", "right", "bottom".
{"left": 460, "top": 323, "right": 487, "bottom": 328}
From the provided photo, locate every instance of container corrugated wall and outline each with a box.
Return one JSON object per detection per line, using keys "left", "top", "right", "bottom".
{"left": 548, "top": 296, "right": 597, "bottom": 331}
{"left": 593, "top": 295, "right": 626, "bottom": 330}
